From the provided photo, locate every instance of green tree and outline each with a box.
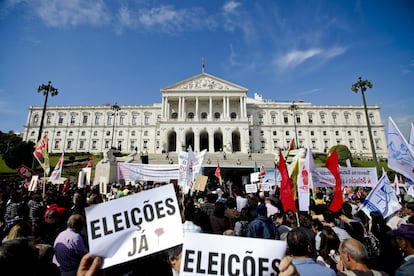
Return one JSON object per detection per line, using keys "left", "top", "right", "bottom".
{"left": 328, "top": 144, "right": 352, "bottom": 166}
{"left": 1, "top": 131, "right": 35, "bottom": 169}
{"left": 3, "top": 141, "right": 35, "bottom": 169}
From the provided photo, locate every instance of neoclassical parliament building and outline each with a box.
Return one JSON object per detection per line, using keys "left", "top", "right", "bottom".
{"left": 23, "top": 72, "right": 387, "bottom": 159}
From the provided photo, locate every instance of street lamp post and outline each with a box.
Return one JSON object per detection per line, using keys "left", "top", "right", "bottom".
{"left": 290, "top": 101, "right": 299, "bottom": 149}
{"left": 37, "top": 81, "right": 58, "bottom": 142}
{"left": 111, "top": 103, "right": 121, "bottom": 149}
{"left": 351, "top": 77, "right": 379, "bottom": 170}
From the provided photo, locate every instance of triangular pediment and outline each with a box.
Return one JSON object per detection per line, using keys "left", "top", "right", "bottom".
{"left": 161, "top": 73, "right": 247, "bottom": 92}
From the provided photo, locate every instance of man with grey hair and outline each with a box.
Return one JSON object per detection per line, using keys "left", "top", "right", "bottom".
{"left": 53, "top": 214, "right": 88, "bottom": 276}
{"left": 336, "top": 238, "right": 387, "bottom": 276}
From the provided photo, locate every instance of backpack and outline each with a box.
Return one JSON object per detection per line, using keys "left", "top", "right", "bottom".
{"left": 363, "top": 232, "right": 381, "bottom": 259}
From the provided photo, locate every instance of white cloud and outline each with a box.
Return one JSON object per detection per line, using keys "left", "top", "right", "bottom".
{"left": 276, "top": 48, "right": 321, "bottom": 70}
{"left": 222, "top": 1, "right": 241, "bottom": 14}
{"left": 35, "top": 0, "right": 110, "bottom": 27}
{"left": 275, "top": 46, "right": 347, "bottom": 71}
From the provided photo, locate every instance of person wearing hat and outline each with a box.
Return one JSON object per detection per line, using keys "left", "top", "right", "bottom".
{"left": 391, "top": 224, "right": 414, "bottom": 276}
{"left": 245, "top": 203, "right": 276, "bottom": 239}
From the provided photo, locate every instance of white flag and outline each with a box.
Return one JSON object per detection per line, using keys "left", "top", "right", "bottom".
{"left": 359, "top": 169, "right": 401, "bottom": 219}
{"left": 393, "top": 174, "right": 400, "bottom": 195}
{"left": 387, "top": 117, "right": 414, "bottom": 181}
{"left": 49, "top": 152, "right": 64, "bottom": 183}
{"left": 298, "top": 148, "right": 311, "bottom": 211}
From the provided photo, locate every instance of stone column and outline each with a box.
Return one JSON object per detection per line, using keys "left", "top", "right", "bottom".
{"left": 195, "top": 96, "right": 199, "bottom": 118}
{"left": 209, "top": 96, "right": 212, "bottom": 121}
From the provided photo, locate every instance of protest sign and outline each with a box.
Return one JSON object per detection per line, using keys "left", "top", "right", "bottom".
{"left": 180, "top": 233, "right": 286, "bottom": 276}
{"left": 245, "top": 183, "right": 258, "bottom": 194}
{"left": 85, "top": 184, "right": 183, "bottom": 268}
{"left": 193, "top": 174, "right": 208, "bottom": 192}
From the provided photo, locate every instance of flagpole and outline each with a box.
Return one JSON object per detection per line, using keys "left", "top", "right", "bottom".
{"left": 42, "top": 171, "right": 46, "bottom": 198}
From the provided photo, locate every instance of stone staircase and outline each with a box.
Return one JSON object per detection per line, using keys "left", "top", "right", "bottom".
{"left": 127, "top": 151, "right": 277, "bottom": 168}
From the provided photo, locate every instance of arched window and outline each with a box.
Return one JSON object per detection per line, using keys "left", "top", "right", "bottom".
{"left": 214, "top": 112, "right": 221, "bottom": 119}
{"left": 230, "top": 112, "right": 237, "bottom": 119}
{"left": 188, "top": 112, "right": 194, "bottom": 119}
{"left": 201, "top": 112, "right": 207, "bottom": 119}
{"left": 171, "top": 112, "right": 178, "bottom": 119}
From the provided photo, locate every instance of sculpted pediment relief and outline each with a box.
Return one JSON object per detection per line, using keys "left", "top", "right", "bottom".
{"left": 162, "top": 73, "right": 247, "bottom": 92}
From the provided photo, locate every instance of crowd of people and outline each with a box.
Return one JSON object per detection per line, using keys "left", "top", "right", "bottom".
{"left": 0, "top": 177, "right": 413, "bottom": 275}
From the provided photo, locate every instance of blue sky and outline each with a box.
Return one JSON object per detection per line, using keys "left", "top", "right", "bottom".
{"left": 1, "top": 0, "right": 413, "bottom": 138}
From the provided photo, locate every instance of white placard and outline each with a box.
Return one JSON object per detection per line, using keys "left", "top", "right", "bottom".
{"left": 85, "top": 184, "right": 183, "bottom": 268}
{"left": 245, "top": 183, "right": 258, "bottom": 194}
{"left": 260, "top": 183, "right": 271, "bottom": 192}
{"left": 250, "top": 172, "right": 260, "bottom": 182}
{"left": 180, "top": 233, "right": 287, "bottom": 276}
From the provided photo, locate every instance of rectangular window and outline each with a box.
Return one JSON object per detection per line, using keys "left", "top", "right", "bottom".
{"left": 83, "top": 115, "right": 88, "bottom": 124}
{"left": 145, "top": 115, "right": 149, "bottom": 125}
{"left": 58, "top": 117, "right": 64, "bottom": 125}
{"left": 70, "top": 116, "right": 75, "bottom": 125}
{"left": 79, "top": 140, "right": 84, "bottom": 149}
{"left": 95, "top": 115, "right": 100, "bottom": 125}
{"left": 308, "top": 115, "right": 313, "bottom": 124}
{"left": 284, "top": 116, "right": 288, "bottom": 124}
{"left": 271, "top": 115, "right": 276, "bottom": 124}
{"left": 132, "top": 115, "right": 137, "bottom": 125}
{"left": 92, "top": 141, "right": 97, "bottom": 149}
{"left": 46, "top": 115, "right": 51, "bottom": 124}
{"left": 273, "top": 130, "right": 277, "bottom": 136}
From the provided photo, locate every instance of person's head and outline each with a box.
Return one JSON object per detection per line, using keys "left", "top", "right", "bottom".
{"left": 287, "top": 227, "right": 312, "bottom": 257}
{"left": 319, "top": 226, "right": 340, "bottom": 258}
{"left": 256, "top": 204, "right": 267, "bottom": 217}
{"left": 340, "top": 202, "right": 353, "bottom": 219}
{"left": 7, "top": 221, "right": 32, "bottom": 240}
{"left": 67, "top": 214, "right": 84, "bottom": 232}
{"left": 403, "top": 202, "right": 414, "bottom": 217}
{"left": 167, "top": 244, "right": 183, "bottom": 273}
{"left": 390, "top": 223, "right": 414, "bottom": 255}
{"left": 283, "top": 210, "right": 298, "bottom": 228}
{"left": 213, "top": 201, "right": 226, "bottom": 217}
{"left": 338, "top": 238, "right": 368, "bottom": 270}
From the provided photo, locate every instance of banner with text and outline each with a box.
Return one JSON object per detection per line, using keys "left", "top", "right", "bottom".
{"left": 314, "top": 167, "right": 377, "bottom": 187}
{"left": 85, "top": 184, "right": 183, "bottom": 268}
{"left": 180, "top": 233, "right": 286, "bottom": 276}
{"left": 118, "top": 163, "right": 179, "bottom": 182}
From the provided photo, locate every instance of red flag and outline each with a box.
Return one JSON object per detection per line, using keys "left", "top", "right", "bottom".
{"left": 215, "top": 162, "right": 222, "bottom": 185}
{"left": 278, "top": 151, "right": 297, "bottom": 212}
{"left": 326, "top": 149, "right": 343, "bottom": 212}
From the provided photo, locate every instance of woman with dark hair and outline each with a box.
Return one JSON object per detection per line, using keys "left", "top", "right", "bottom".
{"left": 209, "top": 201, "right": 230, "bottom": 234}
{"left": 316, "top": 226, "right": 340, "bottom": 272}
{"left": 277, "top": 210, "right": 298, "bottom": 241}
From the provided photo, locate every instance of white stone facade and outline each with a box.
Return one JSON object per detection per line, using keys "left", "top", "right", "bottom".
{"left": 23, "top": 73, "right": 387, "bottom": 158}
